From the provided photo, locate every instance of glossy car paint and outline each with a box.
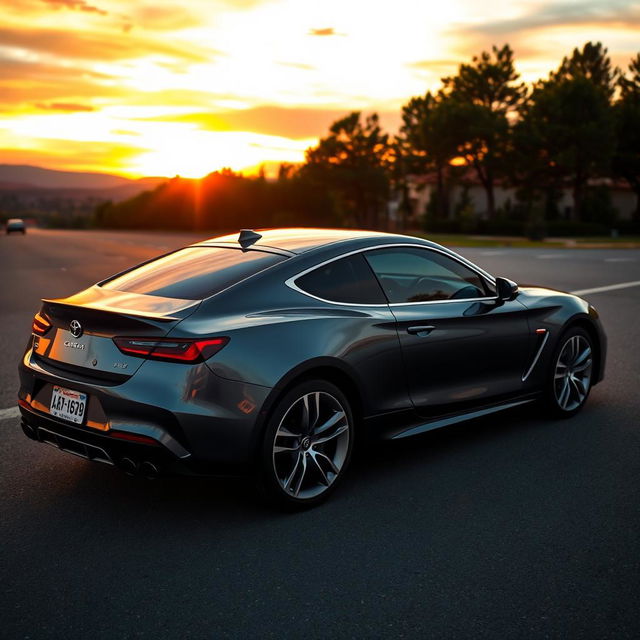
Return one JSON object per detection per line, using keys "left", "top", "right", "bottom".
{"left": 18, "top": 228, "right": 607, "bottom": 476}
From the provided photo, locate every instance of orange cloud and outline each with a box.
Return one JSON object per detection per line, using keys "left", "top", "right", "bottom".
{"left": 34, "top": 102, "right": 95, "bottom": 112}
{"left": 0, "top": 139, "right": 145, "bottom": 174}
{"left": 42, "top": 0, "right": 107, "bottom": 16}
{"left": 146, "top": 106, "right": 401, "bottom": 139}
{"left": 131, "top": 5, "right": 200, "bottom": 31}
{"left": 0, "top": 58, "right": 120, "bottom": 110}
{"left": 0, "top": 25, "right": 215, "bottom": 63}
{"left": 308, "top": 27, "right": 341, "bottom": 36}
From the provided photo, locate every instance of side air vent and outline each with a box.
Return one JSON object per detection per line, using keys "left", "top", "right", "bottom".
{"left": 522, "top": 329, "right": 549, "bottom": 382}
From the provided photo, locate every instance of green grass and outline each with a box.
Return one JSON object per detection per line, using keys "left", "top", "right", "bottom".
{"left": 571, "top": 235, "right": 640, "bottom": 245}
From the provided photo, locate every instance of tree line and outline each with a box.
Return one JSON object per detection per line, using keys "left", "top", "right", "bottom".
{"left": 95, "top": 41, "right": 640, "bottom": 235}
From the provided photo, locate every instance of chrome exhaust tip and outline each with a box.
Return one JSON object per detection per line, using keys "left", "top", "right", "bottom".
{"left": 139, "top": 461, "right": 159, "bottom": 480}
{"left": 21, "top": 421, "right": 37, "bottom": 440}
{"left": 119, "top": 457, "right": 138, "bottom": 476}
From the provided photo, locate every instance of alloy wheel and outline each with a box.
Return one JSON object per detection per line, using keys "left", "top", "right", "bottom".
{"left": 554, "top": 335, "right": 593, "bottom": 412}
{"left": 272, "top": 391, "right": 350, "bottom": 500}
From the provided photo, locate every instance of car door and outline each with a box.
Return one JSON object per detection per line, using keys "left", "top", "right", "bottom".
{"left": 364, "top": 246, "right": 531, "bottom": 417}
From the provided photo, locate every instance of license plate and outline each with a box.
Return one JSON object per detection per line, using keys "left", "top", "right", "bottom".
{"left": 50, "top": 386, "right": 87, "bottom": 424}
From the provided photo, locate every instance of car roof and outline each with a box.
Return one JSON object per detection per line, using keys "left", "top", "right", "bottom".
{"left": 198, "top": 227, "right": 401, "bottom": 254}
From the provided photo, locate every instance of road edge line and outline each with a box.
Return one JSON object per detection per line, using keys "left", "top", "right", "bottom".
{"left": 571, "top": 280, "right": 640, "bottom": 296}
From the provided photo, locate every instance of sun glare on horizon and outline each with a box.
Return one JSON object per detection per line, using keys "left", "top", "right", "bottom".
{"left": 0, "top": 0, "right": 638, "bottom": 178}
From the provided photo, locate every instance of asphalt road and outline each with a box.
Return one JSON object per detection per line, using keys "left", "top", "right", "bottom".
{"left": 1, "top": 229, "right": 639, "bottom": 639}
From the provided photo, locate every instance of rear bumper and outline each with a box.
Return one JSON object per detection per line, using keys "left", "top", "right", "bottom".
{"left": 18, "top": 344, "right": 272, "bottom": 475}
{"left": 20, "top": 407, "right": 192, "bottom": 476}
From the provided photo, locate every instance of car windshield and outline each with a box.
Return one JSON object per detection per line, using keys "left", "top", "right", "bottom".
{"left": 101, "top": 246, "right": 287, "bottom": 300}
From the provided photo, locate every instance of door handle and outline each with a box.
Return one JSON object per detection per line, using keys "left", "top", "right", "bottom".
{"left": 407, "top": 325, "right": 435, "bottom": 336}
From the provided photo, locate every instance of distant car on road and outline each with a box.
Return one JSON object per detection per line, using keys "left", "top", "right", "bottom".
{"left": 18, "top": 228, "right": 606, "bottom": 508}
{"left": 5, "top": 218, "right": 26, "bottom": 234}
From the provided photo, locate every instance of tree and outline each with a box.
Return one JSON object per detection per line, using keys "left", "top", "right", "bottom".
{"left": 518, "top": 43, "right": 615, "bottom": 220}
{"left": 553, "top": 41, "right": 618, "bottom": 98}
{"left": 303, "top": 112, "right": 391, "bottom": 228}
{"left": 399, "top": 91, "right": 460, "bottom": 220}
{"left": 612, "top": 54, "right": 640, "bottom": 220}
{"left": 440, "top": 44, "right": 526, "bottom": 218}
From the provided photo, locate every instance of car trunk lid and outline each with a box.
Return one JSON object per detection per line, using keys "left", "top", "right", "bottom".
{"left": 33, "top": 286, "right": 200, "bottom": 381}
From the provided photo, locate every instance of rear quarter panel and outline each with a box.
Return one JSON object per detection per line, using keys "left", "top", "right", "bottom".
{"left": 170, "top": 276, "right": 411, "bottom": 419}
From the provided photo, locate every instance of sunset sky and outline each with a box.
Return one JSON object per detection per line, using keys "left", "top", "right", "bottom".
{"left": 1, "top": 0, "right": 638, "bottom": 178}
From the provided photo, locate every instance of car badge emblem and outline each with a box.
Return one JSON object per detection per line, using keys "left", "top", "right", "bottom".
{"left": 70, "top": 319, "right": 83, "bottom": 338}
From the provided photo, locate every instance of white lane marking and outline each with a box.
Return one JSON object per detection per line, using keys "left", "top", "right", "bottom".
{"left": 537, "top": 254, "right": 566, "bottom": 259}
{"left": 571, "top": 280, "right": 640, "bottom": 296}
{"left": 0, "top": 406, "right": 20, "bottom": 421}
{"left": 604, "top": 258, "right": 636, "bottom": 262}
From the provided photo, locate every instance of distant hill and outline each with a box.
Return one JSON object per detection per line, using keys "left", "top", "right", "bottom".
{"left": 0, "top": 165, "right": 169, "bottom": 222}
{"left": 0, "top": 164, "right": 166, "bottom": 191}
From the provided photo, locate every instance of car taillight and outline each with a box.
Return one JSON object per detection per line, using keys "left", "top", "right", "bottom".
{"left": 113, "top": 337, "right": 229, "bottom": 363}
{"left": 110, "top": 430, "right": 159, "bottom": 445}
{"left": 32, "top": 312, "right": 52, "bottom": 336}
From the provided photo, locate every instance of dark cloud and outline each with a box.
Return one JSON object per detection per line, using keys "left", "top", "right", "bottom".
{"left": 451, "top": 0, "right": 640, "bottom": 38}
{"left": 41, "top": 0, "right": 107, "bottom": 16}
{"left": 33, "top": 102, "right": 95, "bottom": 111}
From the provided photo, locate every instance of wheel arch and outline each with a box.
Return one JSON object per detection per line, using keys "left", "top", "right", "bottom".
{"left": 249, "top": 358, "right": 365, "bottom": 460}
{"left": 562, "top": 315, "right": 604, "bottom": 385}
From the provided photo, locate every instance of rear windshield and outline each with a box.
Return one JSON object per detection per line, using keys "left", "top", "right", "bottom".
{"left": 101, "top": 247, "right": 287, "bottom": 300}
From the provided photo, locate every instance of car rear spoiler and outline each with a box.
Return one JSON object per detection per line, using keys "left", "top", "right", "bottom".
{"left": 42, "top": 286, "right": 200, "bottom": 322}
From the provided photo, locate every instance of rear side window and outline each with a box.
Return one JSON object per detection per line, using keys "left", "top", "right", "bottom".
{"left": 102, "top": 247, "right": 286, "bottom": 300}
{"left": 295, "top": 254, "right": 386, "bottom": 304}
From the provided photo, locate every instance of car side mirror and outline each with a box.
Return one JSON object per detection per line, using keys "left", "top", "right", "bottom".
{"left": 495, "top": 277, "right": 519, "bottom": 303}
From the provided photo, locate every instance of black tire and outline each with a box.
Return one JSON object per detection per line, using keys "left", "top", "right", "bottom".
{"left": 257, "top": 379, "right": 354, "bottom": 509}
{"left": 544, "top": 326, "right": 594, "bottom": 418}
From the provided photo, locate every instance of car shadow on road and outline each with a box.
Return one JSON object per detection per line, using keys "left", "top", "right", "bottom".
{"left": 59, "top": 402, "right": 557, "bottom": 522}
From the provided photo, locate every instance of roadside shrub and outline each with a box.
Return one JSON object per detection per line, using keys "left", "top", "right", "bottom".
{"left": 477, "top": 219, "right": 526, "bottom": 235}
{"left": 524, "top": 206, "right": 547, "bottom": 240}
{"left": 545, "top": 221, "right": 609, "bottom": 236}
{"left": 614, "top": 220, "right": 640, "bottom": 235}
{"left": 424, "top": 218, "right": 465, "bottom": 233}
{"left": 582, "top": 186, "right": 618, "bottom": 226}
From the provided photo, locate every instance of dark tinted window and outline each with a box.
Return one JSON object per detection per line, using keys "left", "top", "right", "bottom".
{"left": 296, "top": 254, "right": 386, "bottom": 304}
{"left": 365, "top": 247, "right": 489, "bottom": 303}
{"left": 102, "top": 247, "right": 286, "bottom": 300}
